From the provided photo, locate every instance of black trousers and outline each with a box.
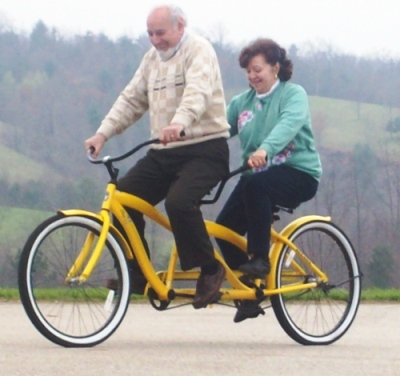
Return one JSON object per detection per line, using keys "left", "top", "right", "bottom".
{"left": 216, "top": 164, "right": 319, "bottom": 269}
{"left": 116, "top": 138, "right": 229, "bottom": 271}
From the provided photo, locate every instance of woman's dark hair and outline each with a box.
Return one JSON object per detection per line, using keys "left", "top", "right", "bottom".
{"left": 238, "top": 38, "right": 293, "bottom": 81}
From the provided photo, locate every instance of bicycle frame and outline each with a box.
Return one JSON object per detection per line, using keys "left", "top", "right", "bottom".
{"left": 61, "top": 178, "right": 332, "bottom": 302}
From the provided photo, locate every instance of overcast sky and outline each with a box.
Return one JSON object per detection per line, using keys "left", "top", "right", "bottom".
{"left": 1, "top": 0, "right": 399, "bottom": 58}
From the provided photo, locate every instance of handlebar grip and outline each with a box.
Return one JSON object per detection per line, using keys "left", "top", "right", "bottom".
{"left": 87, "top": 147, "right": 99, "bottom": 163}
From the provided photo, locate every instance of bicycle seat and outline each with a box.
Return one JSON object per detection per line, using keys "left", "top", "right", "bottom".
{"left": 272, "top": 205, "right": 295, "bottom": 222}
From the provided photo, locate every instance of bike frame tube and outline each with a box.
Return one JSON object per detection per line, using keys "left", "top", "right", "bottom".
{"left": 116, "top": 191, "right": 171, "bottom": 231}
{"left": 219, "top": 281, "right": 319, "bottom": 300}
{"left": 111, "top": 192, "right": 173, "bottom": 300}
{"left": 165, "top": 244, "right": 179, "bottom": 289}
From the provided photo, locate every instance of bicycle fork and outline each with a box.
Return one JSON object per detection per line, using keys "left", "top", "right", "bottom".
{"left": 65, "top": 184, "right": 116, "bottom": 285}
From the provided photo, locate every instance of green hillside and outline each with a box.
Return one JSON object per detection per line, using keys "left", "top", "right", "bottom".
{"left": 309, "top": 96, "right": 400, "bottom": 155}
{"left": 0, "top": 122, "right": 62, "bottom": 184}
{"left": 0, "top": 206, "right": 52, "bottom": 245}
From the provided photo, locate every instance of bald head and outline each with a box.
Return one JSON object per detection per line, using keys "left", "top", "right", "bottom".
{"left": 147, "top": 4, "right": 186, "bottom": 53}
{"left": 148, "top": 4, "right": 187, "bottom": 27}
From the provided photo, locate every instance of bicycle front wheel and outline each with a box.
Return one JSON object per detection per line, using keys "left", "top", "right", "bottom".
{"left": 271, "top": 220, "right": 362, "bottom": 345}
{"left": 18, "top": 213, "right": 131, "bottom": 347}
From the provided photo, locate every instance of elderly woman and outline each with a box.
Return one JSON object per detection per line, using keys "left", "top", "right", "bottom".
{"left": 216, "top": 38, "right": 322, "bottom": 322}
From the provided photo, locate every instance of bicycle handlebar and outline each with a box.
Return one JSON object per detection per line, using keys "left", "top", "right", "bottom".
{"left": 87, "top": 137, "right": 250, "bottom": 204}
{"left": 200, "top": 164, "right": 249, "bottom": 204}
{"left": 87, "top": 138, "right": 161, "bottom": 164}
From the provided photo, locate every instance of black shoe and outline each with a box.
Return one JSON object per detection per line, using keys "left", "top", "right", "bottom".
{"left": 129, "top": 262, "right": 148, "bottom": 295}
{"left": 238, "top": 257, "right": 270, "bottom": 278}
{"left": 192, "top": 261, "right": 226, "bottom": 309}
{"left": 130, "top": 275, "right": 147, "bottom": 295}
{"left": 233, "top": 301, "right": 265, "bottom": 323}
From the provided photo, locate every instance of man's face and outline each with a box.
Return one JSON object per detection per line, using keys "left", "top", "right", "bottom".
{"left": 147, "top": 8, "right": 184, "bottom": 51}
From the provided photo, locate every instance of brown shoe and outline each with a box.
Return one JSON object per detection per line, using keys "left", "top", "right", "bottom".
{"left": 192, "top": 262, "right": 226, "bottom": 309}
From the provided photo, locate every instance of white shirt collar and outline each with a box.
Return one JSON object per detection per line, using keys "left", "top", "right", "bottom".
{"left": 256, "top": 79, "right": 280, "bottom": 99}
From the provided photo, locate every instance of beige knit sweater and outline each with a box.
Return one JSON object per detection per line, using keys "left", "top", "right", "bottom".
{"left": 97, "top": 32, "right": 230, "bottom": 148}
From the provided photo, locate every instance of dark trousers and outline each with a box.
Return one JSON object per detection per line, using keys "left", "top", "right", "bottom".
{"left": 116, "top": 138, "right": 229, "bottom": 271}
{"left": 216, "top": 164, "right": 318, "bottom": 269}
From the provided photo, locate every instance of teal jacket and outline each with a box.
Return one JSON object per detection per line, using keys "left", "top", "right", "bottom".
{"left": 227, "top": 81, "right": 322, "bottom": 181}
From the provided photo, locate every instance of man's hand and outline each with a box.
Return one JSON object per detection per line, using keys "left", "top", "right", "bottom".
{"left": 248, "top": 149, "right": 268, "bottom": 168}
{"left": 159, "top": 124, "right": 184, "bottom": 145}
{"left": 84, "top": 133, "right": 106, "bottom": 158}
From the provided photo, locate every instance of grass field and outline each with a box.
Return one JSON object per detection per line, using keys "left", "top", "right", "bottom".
{"left": 308, "top": 96, "right": 400, "bottom": 157}
{"left": 2, "top": 287, "right": 399, "bottom": 302}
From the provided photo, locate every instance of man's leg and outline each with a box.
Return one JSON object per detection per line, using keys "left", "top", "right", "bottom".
{"left": 164, "top": 140, "right": 229, "bottom": 271}
{"left": 163, "top": 138, "right": 229, "bottom": 308}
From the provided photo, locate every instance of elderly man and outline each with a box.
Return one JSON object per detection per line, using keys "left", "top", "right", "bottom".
{"left": 85, "top": 4, "right": 230, "bottom": 309}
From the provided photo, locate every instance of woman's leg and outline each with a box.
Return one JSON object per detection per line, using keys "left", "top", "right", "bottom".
{"left": 240, "top": 165, "right": 318, "bottom": 276}
{"left": 244, "top": 164, "right": 318, "bottom": 257}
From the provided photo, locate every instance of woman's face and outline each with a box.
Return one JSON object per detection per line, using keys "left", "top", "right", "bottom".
{"left": 246, "top": 54, "right": 279, "bottom": 94}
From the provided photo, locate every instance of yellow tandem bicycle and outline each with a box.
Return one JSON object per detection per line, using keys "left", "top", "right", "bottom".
{"left": 18, "top": 138, "right": 362, "bottom": 347}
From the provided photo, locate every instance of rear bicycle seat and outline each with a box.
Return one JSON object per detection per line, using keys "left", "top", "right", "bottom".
{"left": 272, "top": 205, "right": 295, "bottom": 222}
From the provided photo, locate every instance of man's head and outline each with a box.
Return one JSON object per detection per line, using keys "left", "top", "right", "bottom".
{"left": 147, "top": 5, "right": 186, "bottom": 58}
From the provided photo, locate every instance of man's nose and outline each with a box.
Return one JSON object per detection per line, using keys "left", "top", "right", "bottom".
{"left": 150, "top": 35, "right": 161, "bottom": 45}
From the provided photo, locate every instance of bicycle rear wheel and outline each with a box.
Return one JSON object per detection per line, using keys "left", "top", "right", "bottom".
{"left": 18, "top": 213, "right": 131, "bottom": 347}
{"left": 271, "top": 220, "right": 361, "bottom": 345}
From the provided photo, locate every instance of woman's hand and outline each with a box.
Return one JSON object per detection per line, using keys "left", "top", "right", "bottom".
{"left": 248, "top": 149, "right": 268, "bottom": 168}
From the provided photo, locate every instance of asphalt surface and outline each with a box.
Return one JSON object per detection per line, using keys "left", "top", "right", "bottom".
{"left": 0, "top": 301, "right": 399, "bottom": 375}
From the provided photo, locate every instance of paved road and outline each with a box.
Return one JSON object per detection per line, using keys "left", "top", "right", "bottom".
{"left": 0, "top": 301, "right": 399, "bottom": 375}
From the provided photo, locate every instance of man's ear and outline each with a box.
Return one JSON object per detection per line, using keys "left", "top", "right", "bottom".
{"left": 177, "top": 18, "right": 185, "bottom": 32}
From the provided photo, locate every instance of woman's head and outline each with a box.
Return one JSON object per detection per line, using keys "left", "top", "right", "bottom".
{"left": 238, "top": 38, "right": 293, "bottom": 94}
